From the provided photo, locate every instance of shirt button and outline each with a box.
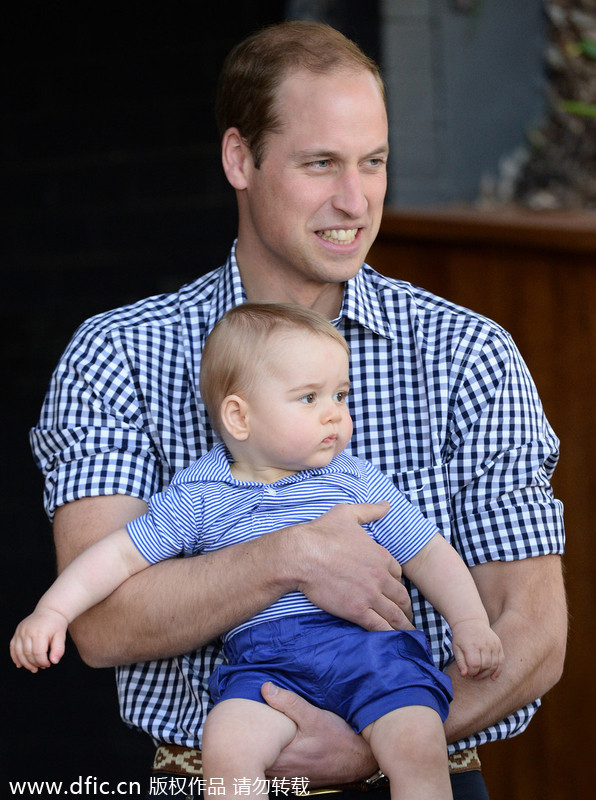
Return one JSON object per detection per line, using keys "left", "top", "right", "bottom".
{"left": 265, "top": 486, "right": 276, "bottom": 496}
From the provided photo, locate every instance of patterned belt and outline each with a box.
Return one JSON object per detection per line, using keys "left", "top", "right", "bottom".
{"left": 152, "top": 744, "right": 481, "bottom": 792}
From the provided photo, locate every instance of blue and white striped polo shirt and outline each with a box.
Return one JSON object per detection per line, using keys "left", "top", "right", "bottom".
{"left": 29, "top": 244, "right": 565, "bottom": 753}
{"left": 126, "top": 443, "right": 439, "bottom": 642}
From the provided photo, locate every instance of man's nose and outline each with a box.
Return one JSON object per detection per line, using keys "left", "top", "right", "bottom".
{"left": 332, "top": 168, "right": 368, "bottom": 218}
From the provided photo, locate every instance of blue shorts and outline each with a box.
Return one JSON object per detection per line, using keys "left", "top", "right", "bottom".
{"left": 209, "top": 613, "right": 452, "bottom": 733}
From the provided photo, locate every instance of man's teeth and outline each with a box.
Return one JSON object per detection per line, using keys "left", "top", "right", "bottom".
{"left": 317, "top": 229, "right": 358, "bottom": 244}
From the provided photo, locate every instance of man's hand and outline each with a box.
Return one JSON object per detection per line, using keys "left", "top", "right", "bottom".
{"left": 292, "top": 502, "right": 413, "bottom": 632}
{"left": 262, "top": 682, "right": 376, "bottom": 788}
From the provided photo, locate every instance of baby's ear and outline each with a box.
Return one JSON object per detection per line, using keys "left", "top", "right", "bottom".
{"left": 220, "top": 395, "right": 250, "bottom": 441}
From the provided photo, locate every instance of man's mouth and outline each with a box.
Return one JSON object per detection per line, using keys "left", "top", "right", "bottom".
{"left": 316, "top": 228, "right": 358, "bottom": 245}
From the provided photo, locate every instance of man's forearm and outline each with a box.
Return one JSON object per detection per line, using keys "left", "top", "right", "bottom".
{"left": 54, "top": 496, "right": 409, "bottom": 668}
{"left": 443, "top": 555, "right": 567, "bottom": 745}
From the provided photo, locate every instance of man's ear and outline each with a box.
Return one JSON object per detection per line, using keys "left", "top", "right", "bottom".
{"left": 220, "top": 394, "right": 250, "bottom": 441}
{"left": 221, "top": 128, "right": 253, "bottom": 190}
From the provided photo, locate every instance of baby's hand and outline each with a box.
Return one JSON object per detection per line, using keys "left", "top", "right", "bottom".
{"left": 10, "top": 607, "right": 69, "bottom": 674}
{"left": 451, "top": 619, "right": 504, "bottom": 681}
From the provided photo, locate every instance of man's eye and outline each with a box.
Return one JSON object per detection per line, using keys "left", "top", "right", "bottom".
{"left": 300, "top": 394, "right": 316, "bottom": 404}
{"left": 362, "top": 157, "right": 387, "bottom": 172}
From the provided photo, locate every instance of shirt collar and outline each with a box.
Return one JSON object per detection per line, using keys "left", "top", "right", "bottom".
{"left": 178, "top": 443, "right": 363, "bottom": 487}
{"left": 207, "top": 246, "right": 394, "bottom": 341}
{"left": 206, "top": 241, "right": 248, "bottom": 335}
{"left": 176, "top": 441, "right": 234, "bottom": 484}
{"left": 338, "top": 264, "right": 395, "bottom": 340}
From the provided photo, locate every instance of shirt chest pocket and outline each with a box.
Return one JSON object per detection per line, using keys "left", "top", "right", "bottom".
{"left": 391, "top": 462, "right": 452, "bottom": 542}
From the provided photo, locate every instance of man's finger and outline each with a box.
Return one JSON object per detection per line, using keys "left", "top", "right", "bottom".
{"left": 350, "top": 500, "right": 390, "bottom": 525}
{"left": 357, "top": 596, "right": 414, "bottom": 632}
{"left": 377, "top": 573, "right": 414, "bottom": 626}
{"left": 261, "top": 682, "right": 316, "bottom": 724}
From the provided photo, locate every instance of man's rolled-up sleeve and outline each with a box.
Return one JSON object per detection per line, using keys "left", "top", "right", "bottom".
{"left": 30, "top": 323, "right": 162, "bottom": 521}
{"left": 448, "top": 328, "right": 565, "bottom": 565}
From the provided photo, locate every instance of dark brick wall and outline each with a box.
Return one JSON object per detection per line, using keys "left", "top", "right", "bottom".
{"left": 3, "top": 3, "right": 290, "bottom": 788}
{"left": 3, "top": 3, "right": 380, "bottom": 788}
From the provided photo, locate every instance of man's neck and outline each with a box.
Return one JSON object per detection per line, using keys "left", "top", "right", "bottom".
{"left": 236, "top": 249, "right": 344, "bottom": 319}
{"left": 245, "top": 279, "right": 344, "bottom": 319}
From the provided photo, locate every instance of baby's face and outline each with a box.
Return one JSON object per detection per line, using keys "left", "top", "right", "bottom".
{"left": 242, "top": 330, "right": 353, "bottom": 480}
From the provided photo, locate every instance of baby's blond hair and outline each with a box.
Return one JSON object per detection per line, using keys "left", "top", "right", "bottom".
{"left": 199, "top": 303, "right": 349, "bottom": 435}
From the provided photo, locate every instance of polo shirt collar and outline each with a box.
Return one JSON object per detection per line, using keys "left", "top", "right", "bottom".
{"left": 176, "top": 441, "right": 234, "bottom": 484}
{"left": 179, "top": 442, "right": 363, "bottom": 486}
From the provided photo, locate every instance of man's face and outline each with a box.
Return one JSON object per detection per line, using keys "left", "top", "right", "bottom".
{"left": 236, "top": 68, "right": 389, "bottom": 306}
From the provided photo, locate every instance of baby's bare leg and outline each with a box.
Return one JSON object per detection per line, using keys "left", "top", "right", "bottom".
{"left": 362, "top": 705, "right": 452, "bottom": 800}
{"left": 202, "top": 698, "right": 298, "bottom": 798}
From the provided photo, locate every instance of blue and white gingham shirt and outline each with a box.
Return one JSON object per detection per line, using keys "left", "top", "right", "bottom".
{"left": 30, "top": 244, "right": 565, "bottom": 754}
{"left": 126, "top": 443, "right": 439, "bottom": 642}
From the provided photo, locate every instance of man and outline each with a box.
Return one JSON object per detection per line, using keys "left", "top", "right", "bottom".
{"left": 30, "top": 21, "right": 567, "bottom": 800}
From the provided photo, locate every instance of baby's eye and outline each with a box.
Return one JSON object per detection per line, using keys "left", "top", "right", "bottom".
{"left": 334, "top": 391, "right": 349, "bottom": 403}
{"left": 300, "top": 393, "right": 316, "bottom": 404}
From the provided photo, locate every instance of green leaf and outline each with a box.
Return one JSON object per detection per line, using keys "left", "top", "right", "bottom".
{"left": 580, "top": 40, "right": 596, "bottom": 60}
{"left": 559, "top": 99, "right": 596, "bottom": 119}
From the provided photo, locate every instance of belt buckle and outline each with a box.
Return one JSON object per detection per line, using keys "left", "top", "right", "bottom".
{"left": 363, "top": 770, "right": 389, "bottom": 791}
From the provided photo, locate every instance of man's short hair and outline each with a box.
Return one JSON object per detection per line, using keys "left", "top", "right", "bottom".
{"left": 199, "top": 302, "right": 349, "bottom": 434}
{"left": 215, "top": 20, "right": 385, "bottom": 168}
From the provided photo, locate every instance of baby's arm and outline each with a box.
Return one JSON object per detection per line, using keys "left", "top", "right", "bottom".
{"left": 10, "top": 527, "right": 150, "bottom": 673}
{"left": 403, "top": 534, "right": 504, "bottom": 680}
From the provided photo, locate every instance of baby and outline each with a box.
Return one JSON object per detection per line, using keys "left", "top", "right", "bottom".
{"left": 11, "top": 303, "right": 504, "bottom": 800}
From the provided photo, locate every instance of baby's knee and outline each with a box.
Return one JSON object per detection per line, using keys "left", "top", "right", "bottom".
{"left": 366, "top": 707, "right": 448, "bottom": 771}
{"left": 398, "top": 719, "right": 447, "bottom": 767}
